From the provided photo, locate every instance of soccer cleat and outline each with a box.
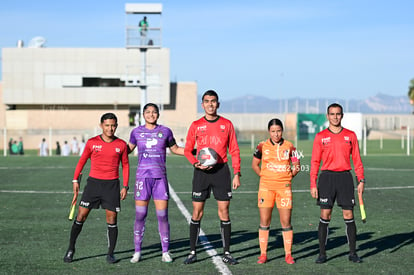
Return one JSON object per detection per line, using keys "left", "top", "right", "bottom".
{"left": 285, "top": 254, "right": 295, "bottom": 264}
{"left": 63, "top": 249, "right": 75, "bottom": 263}
{"left": 257, "top": 254, "right": 267, "bottom": 264}
{"left": 183, "top": 252, "right": 197, "bottom": 264}
{"left": 106, "top": 254, "right": 117, "bottom": 264}
{"left": 315, "top": 254, "right": 327, "bottom": 264}
{"left": 222, "top": 252, "right": 238, "bottom": 265}
{"left": 348, "top": 253, "right": 362, "bottom": 263}
{"left": 130, "top": 252, "right": 141, "bottom": 263}
{"left": 162, "top": 252, "right": 173, "bottom": 263}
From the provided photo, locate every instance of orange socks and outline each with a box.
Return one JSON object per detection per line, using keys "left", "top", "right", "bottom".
{"left": 282, "top": 227, "right": 293, "bottom": 255}
{"left": 258, "top": 226, "right": 270, "bottom": 255}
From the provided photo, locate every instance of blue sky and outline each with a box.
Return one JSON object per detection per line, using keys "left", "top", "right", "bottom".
{"left": 0, "top": 0, "right": 413, "bottom": 101}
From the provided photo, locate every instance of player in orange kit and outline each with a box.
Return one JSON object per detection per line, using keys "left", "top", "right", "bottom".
{"left": 252, "top": 118, "right": 300, "bottom": 265}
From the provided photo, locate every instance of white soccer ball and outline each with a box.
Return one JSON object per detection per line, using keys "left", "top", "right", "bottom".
{"left": 197, "top": 147, "right": 218, "bottom": 167}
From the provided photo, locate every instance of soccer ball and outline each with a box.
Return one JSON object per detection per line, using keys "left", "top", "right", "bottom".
{"left": 197, "top": 147, "right": 218, "bottom": 167}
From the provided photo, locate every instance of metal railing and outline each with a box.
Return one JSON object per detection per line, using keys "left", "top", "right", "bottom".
{"left": 126, "top": 27, "right": 162, "bottom": 48}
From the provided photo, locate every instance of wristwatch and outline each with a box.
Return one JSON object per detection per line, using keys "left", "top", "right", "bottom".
{"left": 123, "top": 186, "right": 129, "bottom": 191}
{"left": 359, "top": 179, "right": 366, "bottom": 184}
{"left": 234, "top": 172, "right": 241, "bottom": 177}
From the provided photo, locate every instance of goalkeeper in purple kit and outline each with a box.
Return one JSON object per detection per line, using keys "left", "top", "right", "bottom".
{"left": 127, "top": 103, "right": 184, "bottom": 263}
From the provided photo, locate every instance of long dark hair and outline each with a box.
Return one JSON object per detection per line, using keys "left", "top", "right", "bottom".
{"left": 268, "top": 118, "right": 284, "bottom": 131}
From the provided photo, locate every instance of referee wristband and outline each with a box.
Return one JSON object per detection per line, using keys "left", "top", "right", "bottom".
{"left": 72, "top": 180, "right": 78, "bottom": 183}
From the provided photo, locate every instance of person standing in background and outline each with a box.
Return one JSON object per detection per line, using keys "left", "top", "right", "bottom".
{"left": 39, "top": 138, "right": 48, "bottom": 156}
{"left": 56, "top": 141, "right": 61, "bottom": 156}
{"left": 139, "top": 16, "right": 148, "bottom": 44}
{"left": 62, "top": 141, "right": 71, "bottom": 156}
{"left": 71, "top": 137, "right": 79, "bottom": 155}
{"left": 18, "top": 137, "right": 24, "bottom": 155}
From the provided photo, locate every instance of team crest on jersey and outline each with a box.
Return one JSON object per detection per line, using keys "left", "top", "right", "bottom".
{"left": 220, "top": 125, "right": 226, "bottom": 131}
{"left": 115, "top": 147, "right": 121, "bottom": 153}
{"left": 157, "top": 132, "right": 163, "bottom": 138}
{"left": 283, "top": 150, "right": 290, "bottom": 159}
{"left": 344, "top": 136, "right": 350, "bottom": 143}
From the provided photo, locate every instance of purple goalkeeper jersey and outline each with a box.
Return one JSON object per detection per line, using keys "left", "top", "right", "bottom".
{"left": 129, "top": 124, "right": 176, "bottom": 178}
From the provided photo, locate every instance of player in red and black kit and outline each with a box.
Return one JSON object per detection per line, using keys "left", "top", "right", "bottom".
{"left": 310, "top": 103, "right": 365, "bottom": 264}
{"left": 63, "top": 113, "right": 129, "bottom": 264}
{"left": 183, "top": 90, "right": 241, "bottom": 265}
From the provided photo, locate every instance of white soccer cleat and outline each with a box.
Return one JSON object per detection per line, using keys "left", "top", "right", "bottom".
{"left": 162, "top": 252, "right": 173, "bottom": 263}
{"left": 130, "top": 252, "right": 141, "bottom": 263}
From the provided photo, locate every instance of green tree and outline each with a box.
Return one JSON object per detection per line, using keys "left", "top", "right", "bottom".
{"left": 408, "top": 78, "right": 414, "bottom": 105}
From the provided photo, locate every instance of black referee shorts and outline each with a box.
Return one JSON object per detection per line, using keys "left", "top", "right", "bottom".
{"left": 317, "top": 170, "right": 355, "bottom": 210}
{"left": 192, "top": 163, "right": 232, "bottom": 202}
{"left": 79, "top": 177, "right": 121, "bottom": 212}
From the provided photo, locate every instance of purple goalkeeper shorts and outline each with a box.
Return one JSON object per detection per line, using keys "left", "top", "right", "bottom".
{"left": 134, "top": 176, "right": 169, "bottom": 201}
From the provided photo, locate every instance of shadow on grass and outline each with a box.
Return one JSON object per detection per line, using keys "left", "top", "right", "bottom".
{"left": 68, "top": 229, "right": 414, "bottom": 263}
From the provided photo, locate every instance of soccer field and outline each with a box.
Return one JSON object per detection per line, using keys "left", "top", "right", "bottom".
{"left": 1, "top": 142, "right": 413, "bottom": 275}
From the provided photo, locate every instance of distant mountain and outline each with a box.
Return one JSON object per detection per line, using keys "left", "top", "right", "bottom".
{"left": 198, "top": 93, "right": 413, "bottom": 114}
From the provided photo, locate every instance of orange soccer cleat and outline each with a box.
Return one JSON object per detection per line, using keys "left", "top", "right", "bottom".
{"left": 285, "top": 254, "right": 295, "bottom": 264}
{"left": 257, "top": 254, "right": 267, "bottom": 264}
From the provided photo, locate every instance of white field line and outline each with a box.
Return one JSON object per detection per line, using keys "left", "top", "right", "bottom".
{"left": 0, "top": 185, "right": 233, "bottom": 274}
{"left": 168, "top": 183, "right": 232, "bottom": 275}
{"left": 1, "top": 185, "right": 413, "bottom": 195}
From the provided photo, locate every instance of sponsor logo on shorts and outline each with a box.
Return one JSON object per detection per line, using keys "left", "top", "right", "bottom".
{"left": 80, "top": 201, "right": 90, "bottom": 207}
{"left": 319, "top": 198, "right": 329, "bottom": 204}
{"left": 192, "top": 192, "right": 202, "bottom": 198}
{"left": 259, "top": 198, "right": 264, "bottom": 204}
{"left": 227, "top": 192, "right": 232, "bottom": 198}
{"left": 116, "top": 207, "right": 120, "bottom": 212}
{"left": 135, "top": 191, "right": 141, "bottom": 197}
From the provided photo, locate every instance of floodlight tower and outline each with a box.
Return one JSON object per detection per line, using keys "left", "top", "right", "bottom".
{"left": 125, "top": 3, "right": 162, "bottom": 125}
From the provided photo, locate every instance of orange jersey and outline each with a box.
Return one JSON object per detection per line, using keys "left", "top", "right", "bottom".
{"left": 253, "top": 138, "right": 297, "bottom": 189}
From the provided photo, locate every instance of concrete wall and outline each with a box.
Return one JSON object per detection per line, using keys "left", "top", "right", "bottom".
{"left": 1, "top": 82, "right": 197, "bottom": 151}
{"left": 2, "top": 47, "right": 170, "bottom": 105}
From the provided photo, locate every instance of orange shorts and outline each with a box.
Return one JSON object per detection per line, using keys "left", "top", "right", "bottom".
{"left": 258, "top": 187, "right": 292, "bottom": 209}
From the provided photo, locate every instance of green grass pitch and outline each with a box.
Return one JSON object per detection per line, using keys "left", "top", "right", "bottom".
{"left": 0, "top": 141, "right": 413, "bottom": 274}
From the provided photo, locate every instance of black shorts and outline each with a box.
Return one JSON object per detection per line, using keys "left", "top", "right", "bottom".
{"left": 317, "top": 170, "right": 355, "bottom": 210}
{"left": 79, "top": 177, "right": 121, "bottom": 212}
{"left": 192, "top": 163, "right": 232, "bottom": 202}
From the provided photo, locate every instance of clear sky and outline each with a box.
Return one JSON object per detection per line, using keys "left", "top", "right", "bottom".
{"left": 0, "top": 0, "right": 413, "bottom": 101}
